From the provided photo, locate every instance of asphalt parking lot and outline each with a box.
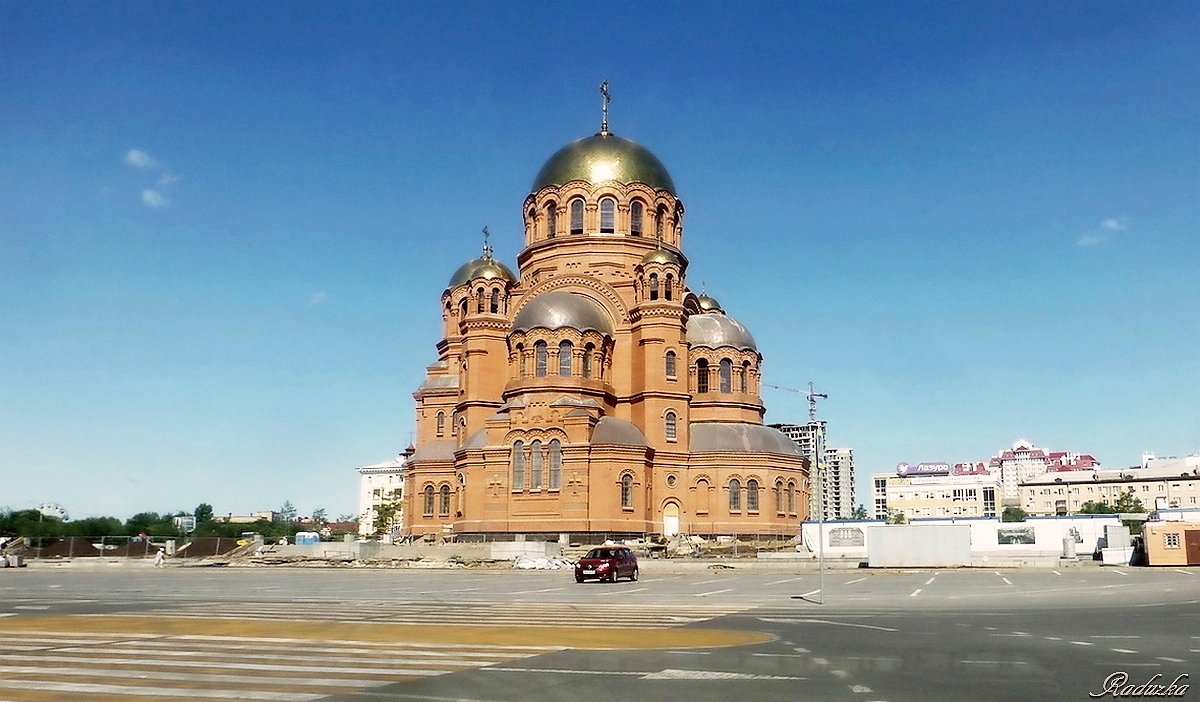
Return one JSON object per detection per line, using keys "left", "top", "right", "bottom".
{"left": 0, "top": 562, "right": 1195, "bottom": 701}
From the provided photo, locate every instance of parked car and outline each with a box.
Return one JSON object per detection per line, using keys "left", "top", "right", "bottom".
{"left": 574, "top": 546, "right": 638, "bottom": 583}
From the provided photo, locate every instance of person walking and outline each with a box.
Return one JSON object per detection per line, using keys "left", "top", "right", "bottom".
{"left": 153, "top": 548, "right": 166, "bottom": 568}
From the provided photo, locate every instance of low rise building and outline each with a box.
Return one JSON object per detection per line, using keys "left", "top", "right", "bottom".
{"left": 873, "top": 465, "right": 1000, "bottom": 521}
{"left": 1019, "top": 463, "right": 1200, "bottom": 516}
{"left": 356, "top": 450, "right": 410, "bottom": 536}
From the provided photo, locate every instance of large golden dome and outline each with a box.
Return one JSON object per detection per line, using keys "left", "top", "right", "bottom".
{"left": 531, "top": 132, "right": 676, "bottom": 194}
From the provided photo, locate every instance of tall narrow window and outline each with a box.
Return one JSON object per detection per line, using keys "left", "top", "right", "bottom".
{"left": 719, "top": 358, "right": 732, "bottom": 393}
{"left": 787, "top": 480, "right": 796, "bottom": 513}
{"left": 697, "top": 359, "right": 709, "bottom": 393}
{"left": 655, "top": 205, "right": 667, "bottom": 240}
{"left": 665, "top": 350, "right": 677, "bottom": 379}
{"left": 530, "top": 440, "right": 543, "bottom": 489}
{"left": 583, "top": 343, "right": 594, "bottom": 378}
{"left": 775, "top": 479, "right": 785, "bottom": 513}
{"left": 649, "top": 273, "right": 659, "bottom": 301}
{"left": 423, "top": 485, "right": 435, "bottom": 515}
{"left": 476, "top": 288, "right": 485, "bottom": 313}
{"left": 747, "top": 479, "right": 760, "bottom": 512}
{"left": 546, "top": 202, "right": 557, "bottom": 238}
{"left": 630, "top": 201, "right": 644, "bottom": 236}
{"left": 570, "top": 199, "right": 584, "bottom": 235}
{"left": 517, "top": 344, "right": 526, "bottom": 377}
{"left": 549, "top": 439, "right": 561, "bottom": 489}
{"left": 459, "top": 299, "right": 468, "bottom": 317}
{"left": 436, "top": 411, "right": 445, "bottom": 436}
{"left": 599, "top": 197, "right": 615, "bottom": 233}
{"left": 558, "top": 340, "right": 573, "bottom": 376}
{"left": 512, "top": 441, "right": 525, "bottom": 490}
{"left": 535, "top": 341, "right": 547, "bottom": 377}
{"left": 729, "top": 479, "right": 741, "bottom": 512}
{"left": 665, "top": 411, "right": 677, "bottom": 441}
{"left": 490, "top": 289, "right": 499, "bottom": 314}
{"left": 741, "top": 361, "right": 750, "bottom": 393}
{"left": 665, "top": 274, "right": 673, "bottom": 301}
{"left": 439, "top": 485, "right": 451, "bottom": 515}
{"left": 621, "top": 474, "right": 633, "bottom": 508}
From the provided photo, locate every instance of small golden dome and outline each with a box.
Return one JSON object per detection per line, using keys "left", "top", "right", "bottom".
{"left": 531, "top": 132, "right": 675, "bottom": 194}
{"left": 696, "top": 293, "right": 722, "bottom": 312}
{"left": 641, "top": 248, "right": 683, "bottom": 266}
{"left": 447, "top": 257, "right": 516, "bottom": 288}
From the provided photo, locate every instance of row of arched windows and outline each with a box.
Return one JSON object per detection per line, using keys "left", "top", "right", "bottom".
{"left": 511, "top": 439, "right": 562, "bottom": 491}
{"left": 695, "top": 358, "right": 753, "bottom": 394}
{"left": 646, "top": 272, "right": 675, "bottom": 301}
{"left": 515, "top": 341, "right": 601, "bottom": 380}
{"left": 449, "top": 285, "right": 509, "bottom": 319}
{"left": 422, "top": 483, "right": 452, "bottom": 516}
{"left": 541, "top": 197, "right": 671, "bottom": 240}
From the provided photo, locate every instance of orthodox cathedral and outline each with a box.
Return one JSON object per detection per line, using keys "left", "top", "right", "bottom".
{"left": 400, "top": 95, "right": 809, "bottom": 541}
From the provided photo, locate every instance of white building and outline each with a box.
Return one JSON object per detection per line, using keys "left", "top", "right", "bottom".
{"left": 771, "top": 422, "right": 855, "bottom": 520}
{"left": 988, "top": 438, "right": 1100, "bottom": 504}
{"left": 1020, "top": 462, "right": 1200, "bottom": 516}
{"left": 356, "top": 451, "right": 409, "bottom": 537}
{"left": 872, "top": 464, "right": 1000, "bottom": 521}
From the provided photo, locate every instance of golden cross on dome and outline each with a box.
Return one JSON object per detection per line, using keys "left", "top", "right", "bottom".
{"left": 600, "top": 80, "right": 611, "bottom": 134}
{"left": 482, "top": 226, "right": 493, "bottom": 259}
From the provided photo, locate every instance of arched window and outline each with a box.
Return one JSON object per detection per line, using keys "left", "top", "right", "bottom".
{"left": 741, "top": 361, "right": 750, "bottom": 393}
{"left": 599, "top": 197, "right": 615, "bottom": 233}
{"left": 665, "top": 274, "right": 673, "bottom": 301}
{"left": 665, "top": 411, "right": 677, "bottom": 441}
{"left": 697, "top": 478, "right": 711, "bottom": 514}
{"left": 530, "top": 439, "right": 543, "bottom": 489}
{"left": 729, "top": 478, "right": 741, "bottom": 512}
{"left": 655, "top": 205, "right": 667, "bottom": 240}
{"left": 423, "top": 485, "right": 435, "bottom": 515}
{"left": 775, "top": 479, "right": 785, "bottom": 514}
{"left": 459, "top": 299, "right": 467, "bottom": 317}
{"left": 696, "top": 359, "right": 709, "bottom": 393}
{"left": 549, "top": 439, "right": 562, "bottom": 489}
{"left": 649, "top": 273, "right": 659, "bottom": 301}
{"left": 747, "top": 479, "right": 760, "bottom": 512}
{"left": 583, "top": 343, "right": 594, "bottom": 378}
{"left": 546, "top": 202, "right": 557, "bottom": 238}
{"left": 665, "top": 350, "right": 677, "bottom": 379}
{"left": 439, "top": 485, "right": 451, "bottom": 515}
{"left": 570, "top": 198, "right": 584, "bottom": 235}
{"left": 517, "top": 344, "right": 526, "bottom": 377}
{"left": 719, "top": 358, "right": 732, "bottom": 393}
{"left": 787, "top": 480, "right": 796, "bottom": 513}
{"left": 535, "top": 341, "right": 547, "bottom": 377}
{"left": 436, "top": 411, "right": 445, "bottom": 437}
{"left": 512, "top": 441, "right": 525, "bottom": 490}
{"left": 621, "top": 474, "right": 633, "bottom": 509}
{"left": 630, "top": 201, "right": 644, "bottom": 236}
{"left": 490, "top": 288, "right": 500, "bottom": 314}
{"left": 558, "top": 340, "right": 573, "bottom": 376}
{"left": 476, "top": 288, "right": 485, "bottom": 313}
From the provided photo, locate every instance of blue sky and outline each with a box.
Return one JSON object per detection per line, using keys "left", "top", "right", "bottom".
{"left": 2, "top": 2, "right": 1197, "bottom": 521}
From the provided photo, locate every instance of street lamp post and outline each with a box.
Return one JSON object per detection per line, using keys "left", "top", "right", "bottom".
{"left": 816, "top": 423, "right": 825, "bottom": 605}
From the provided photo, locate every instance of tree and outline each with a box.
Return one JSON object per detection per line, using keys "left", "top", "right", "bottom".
{"left": 194, "top": 503, "right": 214, "bottom": 523}
{"left": 1078, "top": 500, "right": 1116, "bottom": 515}
{"left": 886, "top": 509, "right": 907, "bottom": 525}
{"left": 851, "top": 504, "right": 869, "bottom": 520}
{"left": 372, "top": 496, "right": 402, "bottom": 537}
{"left": 279, "top": 501, "right": 297, "bottom": 523}
{"left": 1001, "top": 506, "right": 1028, "bottom": 522}
{"left": 311, "top": 507, "right": 327, "bottom": 524}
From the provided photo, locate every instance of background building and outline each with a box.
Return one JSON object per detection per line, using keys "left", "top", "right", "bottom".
{"left": 1020, "top": 464, "right": 1200, "bottom": 516}
{"left": 399, "top": 105, "right": 810, "bottom": 541}
{"left": 988, "top": 438, "right": 1099, "bottom": 504}
{"left": 770, "top": 422, "right": 855, "bottom": 520}
{"left": 356, "top": 452, "right": 408, "bottom": 537}
{"left": 872, "top": 462, "right": 999, "bottom": 521}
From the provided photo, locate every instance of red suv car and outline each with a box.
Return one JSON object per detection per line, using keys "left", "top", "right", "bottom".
{"left": 574, "top": 546, "right": 639, "bottom": 583}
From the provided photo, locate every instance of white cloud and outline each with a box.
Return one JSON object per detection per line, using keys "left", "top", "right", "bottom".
{"left": 157, "top": 173, "right": 179, "bottom": 186}
{"left": 141, "top": 189, "right": 169, "bottom": 208}
{"left": 1101, "top": 218, "right": 1126, "bottom": 231}
{"left": 308, "top": 292, "right": 329, "bottom": 306}
{"left": 124, "top": 149, "right": 157, "bottom": 169}
{"left": 1076, "top": 234, "right": 1105, "bottom": 247}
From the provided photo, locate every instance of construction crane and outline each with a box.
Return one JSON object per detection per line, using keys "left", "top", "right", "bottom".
{"left": 762, "top": 381, "right": 828, "bottom": 421}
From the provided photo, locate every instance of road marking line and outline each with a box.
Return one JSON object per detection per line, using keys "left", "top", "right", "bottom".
{"left": 924, "top": 577, "right": 935, "bottom": 585}
{"left": 1111, "top": 648, "right": 1138, "bottom": 654}
{"left": 1112, "top": 570, "right": 1128, "bottom": 576}
{"left": 766, "top": 577, "right": 803, "bottom": 586}
{"left": 1158, "top": 657, "right": 1186, "bottom": 663}
{"left": 793, "top": 647, "right": 811, "bottom": 654}
{"left": 12, "top": 606, "right": 49, "bottom": 611}
{"left": 1053, "top": 570, "right": 1062, "bottom": 576}
{"left": 0, "top": 679, "right": 323, "bottom": 700}
{"left": 693, "top": 579, "right": 723, "bottom": 586}
{"left": 1001, "top": 578, "right": 1013, "bottom": 586}
{"left": 845, "top": 577, "right": 867, "bottom": 585}
{"left": 752, "top": 653, "right": 806, "bottom": 658}
{"left": 909, "top": 589, "right": 922, "bottom": 597}
{"left": 1092, "top": 635, "right": 1140, "bottom": 639}
{"left": 758, "top": 618, "right": 898, "bottom": 632}
{"left": 849, "top": 684, "right": 873, "bottom": 693}
{"left": 1070, "top": 641, "right": 1094, "bottom": 646}
{"left": 1175, "top": 570, "right": 1193, "bottom": 575}
{"left": 1045, "top": 636, "right": 1062, "bottom": 641}
{"left": 694, "top": 589, "right": 734, "bottom": 597}
{"left": 797, "top": 589, "right": 821, "bottom": 598}
{"left": 812, "top": 657, "right": 829, "bottom": 665}
{"left": 831, "top": 670, "right": 850, "bottom": 679}
{"left": 962, "top": 660, "right": 1029, "bottom": 665}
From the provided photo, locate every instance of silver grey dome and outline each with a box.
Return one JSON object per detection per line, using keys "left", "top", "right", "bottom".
{"left": 686, "top": 312, "right": 756, "bottom": 351}
{"left": 512, "top": 291, "right": 614, "bottom": 336}
{"left": 689, "top": 422, "right": 802, "bottom": 456}
{"left": 592, "top": 416, "right": 649, "bottom": 447}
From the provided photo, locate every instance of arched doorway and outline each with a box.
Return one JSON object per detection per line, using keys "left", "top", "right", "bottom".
{"left": 662, "top": 501, "right": 681, "bottom": 537}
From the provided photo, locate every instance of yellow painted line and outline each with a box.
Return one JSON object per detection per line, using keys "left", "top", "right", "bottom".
{"left": 0, "top": 615, "right": 771, "bottom": 650}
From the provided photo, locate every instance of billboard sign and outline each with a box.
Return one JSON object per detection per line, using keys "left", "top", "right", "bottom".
{"left": 896, "top": 462, "right": 951, "bottom": 477}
